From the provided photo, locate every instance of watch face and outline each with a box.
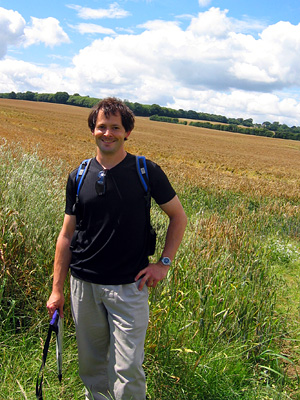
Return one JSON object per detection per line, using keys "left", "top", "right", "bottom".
{"left": 161, "top": 257, "right": 171, "bottom": 266}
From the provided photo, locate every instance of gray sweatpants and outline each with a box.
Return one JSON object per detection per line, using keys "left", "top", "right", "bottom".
{"left": 70, "top": 275, "right": 149, "bottom": 400}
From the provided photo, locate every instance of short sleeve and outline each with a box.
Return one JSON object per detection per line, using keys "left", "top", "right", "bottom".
{"left": 147, "top": 160, "right": 176, "bottom": 205}
{"left": 65, "top": 170, "right": 77, "bottom": 215}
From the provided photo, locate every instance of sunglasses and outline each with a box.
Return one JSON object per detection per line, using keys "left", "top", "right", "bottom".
{"left": 95, "top": 169, "right": 107, "bottom": 196}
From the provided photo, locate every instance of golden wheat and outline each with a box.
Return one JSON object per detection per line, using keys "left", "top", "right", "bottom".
{"left": 1, "top": 99, "right": 299, "bottom": 199}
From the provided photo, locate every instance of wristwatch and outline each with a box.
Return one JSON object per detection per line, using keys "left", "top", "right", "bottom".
{"left": 159, "top": 256, "right": 172, "bottom": 266}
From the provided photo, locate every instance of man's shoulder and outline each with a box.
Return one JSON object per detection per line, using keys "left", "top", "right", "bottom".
{"left": 128, "top": 153, "right": 158, "bottom": 168}
{"left": 124, "top": 152, "right": 136, "bottom": 163}
{"left": 124, "top": 152, "right": 157, "bottom": 169}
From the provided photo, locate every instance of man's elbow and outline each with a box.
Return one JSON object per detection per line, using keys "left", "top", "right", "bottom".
{"left": 172, "top": 208, "right": 187, "bottom": 230}
{"left": 180, "top": 210, "right": 188, "bottom": 231}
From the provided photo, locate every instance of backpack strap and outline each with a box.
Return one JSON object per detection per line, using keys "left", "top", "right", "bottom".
{"left": 71, "top": 155, "right": 156, "bottom": 255}
{"left": 75, "top": 158, "right": 92, "bottom": 195}
{"left": 72, "top": 158, "right": 92, "bottom": 213}
{"left": 136, "top": 156, "right": 156, "bottom": 255}
{"left": 136, "top": 155, "right": 151, "bottom": 207}
{"left": 136, "top": 155, "right": 149, "bottom": 192}
{"left": 75, "top": 157, "right": 148, "bottom": 206}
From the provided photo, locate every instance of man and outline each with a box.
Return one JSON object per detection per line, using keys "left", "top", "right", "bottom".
{"left": 47, "top": 97, "right": 187, "bottom": 400}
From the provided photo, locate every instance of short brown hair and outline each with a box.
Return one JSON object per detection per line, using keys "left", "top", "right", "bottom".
{"left": 88, "top": 97, "right": 135, "bottom": 133}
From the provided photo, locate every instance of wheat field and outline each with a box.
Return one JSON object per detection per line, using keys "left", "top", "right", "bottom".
{"left": 1, "top": 99, "right": 300, "bottom": 398}
{"left": 1, "top": 98, "right": 300, "bottom": 200}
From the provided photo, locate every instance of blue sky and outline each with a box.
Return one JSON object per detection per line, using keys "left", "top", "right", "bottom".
{"left": 1, "top": 0, "right": 300, "bottom": 125}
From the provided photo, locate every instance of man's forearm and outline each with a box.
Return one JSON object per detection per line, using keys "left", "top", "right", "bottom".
{"left": 135, "top": 208, "right": 187, "bottom": 291}
{"left": 52, "top": 233, "right": 72, "bottom": 292}
{"left": 47, "top": 214, "right": 76, "bottom": 317}
{"left": 161, "top": 208, "right": 187, "bottom": 261}
{"left": 47, "top": 233, "right": 72, "bottom": 318}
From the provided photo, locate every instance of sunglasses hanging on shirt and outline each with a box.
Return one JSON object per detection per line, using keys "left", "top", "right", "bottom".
{"left": 95, "top": 169, "right": 107, "bottom": 196}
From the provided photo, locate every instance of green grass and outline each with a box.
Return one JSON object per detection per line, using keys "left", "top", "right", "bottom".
{"left": 145, "top": 190, "right": 300, "bottom": 399}
{"left": 1, "top": 141, "right": 300, "bottom": 399}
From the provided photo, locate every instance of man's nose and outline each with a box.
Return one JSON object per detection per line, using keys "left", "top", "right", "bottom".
{"left": 103, "top": 127, "right": 113, "bottom": 135}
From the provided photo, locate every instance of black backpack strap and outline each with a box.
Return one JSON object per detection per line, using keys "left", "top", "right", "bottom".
{"left": 72, "top": 158, "right": 92, "bottom": 213}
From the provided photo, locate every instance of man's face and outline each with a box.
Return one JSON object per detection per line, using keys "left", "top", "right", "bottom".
{"left": 92, "top": 110, "right": 131, "bottom": 156}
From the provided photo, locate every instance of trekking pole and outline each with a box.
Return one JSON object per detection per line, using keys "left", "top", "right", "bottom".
{"left": 36, "top": 310, "right": 63, "bottom": 399}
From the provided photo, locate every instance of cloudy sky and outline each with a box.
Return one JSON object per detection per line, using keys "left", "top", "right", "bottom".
{"left": 1, "top": 0, "right": 300, "bottom": 126}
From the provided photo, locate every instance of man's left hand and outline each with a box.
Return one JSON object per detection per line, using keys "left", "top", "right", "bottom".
{"left": 135, "top": 263, "right": 170, "bottom": 291}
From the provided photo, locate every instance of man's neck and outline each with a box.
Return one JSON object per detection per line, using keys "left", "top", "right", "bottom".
{"left": 96, "top": 150, "right": 127, "bottom": 169}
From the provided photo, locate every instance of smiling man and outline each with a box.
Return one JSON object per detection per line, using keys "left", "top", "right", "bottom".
{"left": 92, "top": 107, "right": 131, "bottom": 158}
{"left": 46, "top": 97, "right": 187, "bottom": 400}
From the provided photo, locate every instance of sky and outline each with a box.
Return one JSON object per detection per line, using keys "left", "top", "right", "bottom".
{"left": 1, "top": 1, "right": 300, "bottom": 126}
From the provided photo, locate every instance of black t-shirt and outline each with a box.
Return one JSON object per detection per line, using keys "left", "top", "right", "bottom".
{"left": 65, "top": 153, "right": 176, "bottom": 284}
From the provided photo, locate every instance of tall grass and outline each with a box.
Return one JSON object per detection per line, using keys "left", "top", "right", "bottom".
{"left": 144, "top": 188, "right": 300, "bottom": 399}
{"left": 1, "top": 142, "right": 300, "bottom": 399}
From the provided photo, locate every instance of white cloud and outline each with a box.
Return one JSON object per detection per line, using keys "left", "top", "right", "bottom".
{"left": 1, "top": 6, "right": 300, "bottom": 125}
{"left": 0, "top": 7, "right": 25, "bottom": 58}
{"left": 188, "top": 7, "right": 231, "bottom": 38}
{"left": 71, "top": 23, "right": 116, "bottom": 35}
{"left": 168, "top": 90, "right": 300, "bottom": 126}
{"left": 67, "top": 3, "right": 130, "bottom": 19}
{"left": 23, "top": 17, "right": 70, "bottom": 47}
{"left": 62, "top": 7, "right": 300, "bottom": 123}
{"left": 0, "top": 8, "right": 70, "bottom": 58}
{"left": 230, "top": 62, "right": 277, "bottom": 84}
{"left": 258, "top": 21, "right": 300, "bottom": 85}
{"left": 198, "top": 0, "right": 213, "bottom": 6}
{"left": 0, "top": 58, "right": 68, "bottom": 93}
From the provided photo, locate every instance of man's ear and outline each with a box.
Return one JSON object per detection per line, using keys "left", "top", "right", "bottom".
{"left": 125, "top": 131, "right": 132, "bottom": 140}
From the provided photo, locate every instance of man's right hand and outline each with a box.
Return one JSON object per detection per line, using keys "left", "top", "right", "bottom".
{"left": 47, "top": 291, "right": 65, "bottom": 319}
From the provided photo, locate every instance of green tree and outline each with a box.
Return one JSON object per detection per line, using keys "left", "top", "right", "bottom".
{"left": 132, "top": 102, "right": 145, "bottom": 116}
{"left": 243, "top": 118, "right": 253, "bottom": 127}
{"left": 36, "top": 93, "right": 52, "bottom": 102}
{"left": 18, "top": 91, "right": 36, "bottom": 101}
{"left": 187, "top": 110, "right": 199, "bottom": 119}
{"left": 8, "top": 91, "right": 17, "bottom": 99}
{"left": 53, "top": 91, "right": 69, "bottom": 104}
{"left": 150, "top": 104, "right": 162, "bottom": 116}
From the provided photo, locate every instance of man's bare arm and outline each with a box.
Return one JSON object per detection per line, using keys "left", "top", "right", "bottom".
{"left": 135, "top": 195, "right": 187, "bottom": 290}
{"left": 46, "top": 214, "right": 76, "bottom": 318}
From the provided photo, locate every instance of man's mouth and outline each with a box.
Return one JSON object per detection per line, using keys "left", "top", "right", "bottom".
{"left": 101, "top": 139, "right": 115, "bottom": 143}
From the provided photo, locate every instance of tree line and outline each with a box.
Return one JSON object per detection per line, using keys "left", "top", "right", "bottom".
{"left": 1, "top": 91, "right": 300, "bottom": 141}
